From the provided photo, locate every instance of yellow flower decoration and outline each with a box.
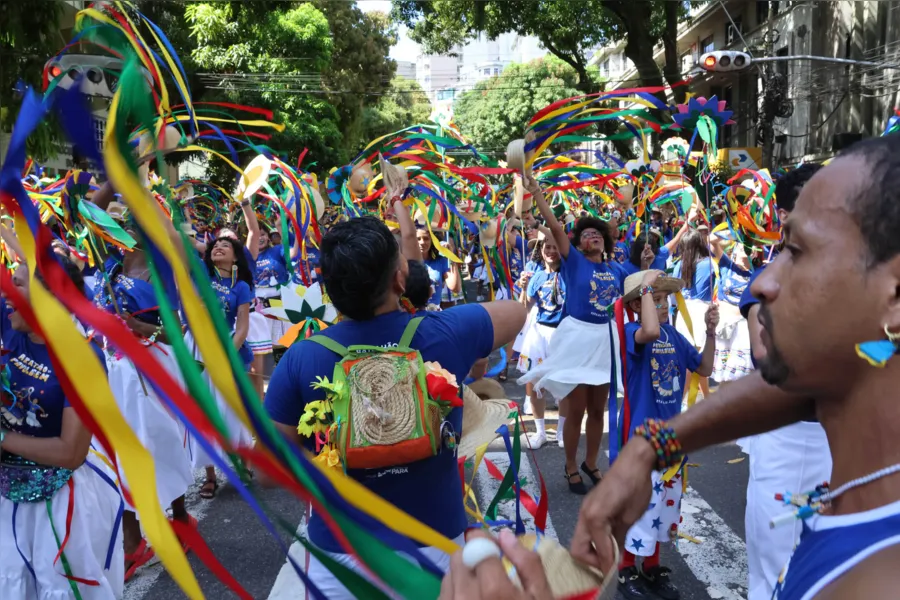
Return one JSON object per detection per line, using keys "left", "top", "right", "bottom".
{"left": 313, "top": 445, "right": 342, "bottom": 471}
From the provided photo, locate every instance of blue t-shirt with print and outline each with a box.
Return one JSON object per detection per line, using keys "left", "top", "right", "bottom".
{"left": 508, "top": 237, "right": 526, "bottom": 296}
{"left": 621, "top": 247, "right": 671, "bottom": 277}
{"left": 255, "top": 245, "right": 289, "bottom": 289}
{"left": 719, "top": 254, "right": 752, "bottom": 306}
{"left": 561, "top": 247, "right": 625, "bottom": 324}
{"left": 624, "top": 322, "right": 702, "bottom": 424}
{"left": 612, "top": 240, "right": 630, "bottom": 264}
{"left": 264, "top": 306, "right": 494, "bottom": 553}
{"left": 672, "top": 257, "right": 714, "bottom": 301}
{"left": 0, "top": 300, "right": 105, "bottom": 438}
{"left": 94, "top": 272, "right": 161, "bottom": 325}
{"left": 210, "top": 274, "right": 254, "bottom": 365}
{"left": 527, "top": 268, "right": 565, "bottom": 327}
{"left": 424, "top": 257, "right": 448, "bottom": 306}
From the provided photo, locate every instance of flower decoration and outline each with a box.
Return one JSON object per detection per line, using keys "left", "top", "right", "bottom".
{"left": 671, "top": 95, "right": 735, "bottom": 131}
{"left": 297, "top": 398, "right": 333, "bottom": 438}
{"left": 313, "top": 445, "right": 342, "bottom": 472}
{"left": 268, "top": 282, "right": 338, "bottom": 347}
{"left": 423, "top": 361, "right": 462, "bottom": 408}
{"left": 624, "top": 157, "right": 661, "bottom": 179}
{"left": 661, "top": 137, "right": 691, "bottom": 163}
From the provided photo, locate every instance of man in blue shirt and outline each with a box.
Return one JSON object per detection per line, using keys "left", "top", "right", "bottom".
{"left": 263, "top": 216, "right": 525, "bottom": 599}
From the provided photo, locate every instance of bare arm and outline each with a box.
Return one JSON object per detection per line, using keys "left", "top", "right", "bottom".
{"left": 479, "top": 300, "right": 528, "bottom": 350}
{"left": 0, "top": 224, "right": 25, "bottom": 262}
{"left": 392, "top": 198, "right": 421, "bottom": 262}
{"left": 633, "top": 271, "right": 662, "bottom": 345}
{"left": 663, "top": 207, "right": 698, "bottom": 255}
{"left": 1, "top": 407, "right": 92, "bottom": 470}
{"left": 695, "top": 304, "right": 719, "bottom": 377}
{"left": 232, "top": 303, "right": 250, "bottom": 349}
{"left": 242, "top": 199, "right": 261, "bottom": 260}
{"left": 570, "top": 370, "right": 815, "bottom": 570}
{"left": 446, "top": 263, "right": 461, "bottom": 294}
{"left": 524, "top": 176, "right": 570, "bottom": 258}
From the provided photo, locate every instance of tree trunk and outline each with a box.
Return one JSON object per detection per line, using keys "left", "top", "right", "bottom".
{"left": 663, "top": 0, "right": 687, "bottom": 105}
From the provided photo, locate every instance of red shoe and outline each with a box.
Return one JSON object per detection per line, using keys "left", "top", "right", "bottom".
{"left": 124, "top": 539, "right": 155, "bottom": 582}
{"left": 171, "top": 513, "right": 199, "bottom": 554}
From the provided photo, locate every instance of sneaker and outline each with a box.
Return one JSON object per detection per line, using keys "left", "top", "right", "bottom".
{"left": 523, "top": 398, "right": 533, "bottom": 415}
{"left": 641, "top": 565, "right": 680, "bottom": 600}
{"left": 617, "top": 567, "right": 655, "bottom": 600}
{"left": 557, "top": 435, "right": 565, "bottom": 448}
{"left": 526, "top": 431, "right": 546, "bottom": 449}
{"left": 545, "top": 429, "right": 557, "bottom": 442}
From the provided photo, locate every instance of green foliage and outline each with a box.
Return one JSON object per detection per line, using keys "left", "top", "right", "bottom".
{"left": 0, "top": 0, "right": 67, "bottom": 161}
{"left": 360, "top": 77, "right": 432, "bottom": 143}
{"left": 453, "top": 57, "right": 599, "bottom": 156}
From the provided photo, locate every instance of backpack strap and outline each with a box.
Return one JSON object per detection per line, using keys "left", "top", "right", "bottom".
{"left": 399, "top": 316, "right": 424, "bottom": 348}
{"left": 306, "top": 335, "right": 349, "bottom": 357}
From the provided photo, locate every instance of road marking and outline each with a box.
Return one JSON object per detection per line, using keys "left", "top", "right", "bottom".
{"left": 123, "top": 469, "right": 216, "bottom": 600}
{"left": 476, "top": 451, "right": 558, "bottom": 540}
{"left": 678, "top": 487, "right": 749, "bottom": 600}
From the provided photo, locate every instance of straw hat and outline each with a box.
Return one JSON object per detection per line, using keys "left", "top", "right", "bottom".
{"left": 236, "top": 154, "right": 272, "bottom": 201}
{"left": 527, "top": 230, "right": 549, "bottom": 249}
{"left": 136, "top": 124, "right": 185, "bottom": 160}
{"left": 479, "top": 217, "right": 500, "bottom": 248}
{"left": 506, "top": 130, "right": 537, "bottom": 175}
{"left": 510, "top": 534, "right": 618, "bottom": 600}
{"left": 458, "top": 384, "right": 517, "bottom": 460}
{"left": 622, "top": 270, "right": 684, "bottom": 303}
{"left": 414, "top": 205, "right": 447, "bottom": 233}
{"left": 349, "top": 162, "right": 376, "bottom": 197}
{"left": 512, "top": 174, "right": 532, "bottom": 217}
{"left": 379, "top": 153, "right": 409, "bottom": 199}
{"left": 106, "top": 201, "right": 129, "bottom": 223}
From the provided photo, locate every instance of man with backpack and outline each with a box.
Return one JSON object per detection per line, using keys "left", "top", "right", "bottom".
{"left": 264, "top": 216, "right": 526, "bottom": 598}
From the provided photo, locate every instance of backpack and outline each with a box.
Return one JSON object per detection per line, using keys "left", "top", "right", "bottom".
{"left": 307, "top": 316, "right": 452, "bottom": 470}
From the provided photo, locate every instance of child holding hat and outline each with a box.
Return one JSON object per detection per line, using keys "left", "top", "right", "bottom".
{"left": 617, "top": 269, "right": 718, "bottom": 600}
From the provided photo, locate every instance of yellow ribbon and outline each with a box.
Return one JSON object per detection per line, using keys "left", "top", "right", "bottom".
{"left": 412, "top": 198, "right": 462, "bottom": 264}
{"left": 14, "top": 216, "right": 202, "bottom": 599}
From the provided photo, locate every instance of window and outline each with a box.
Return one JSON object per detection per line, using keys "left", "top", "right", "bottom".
{"left": 601, "top": 58, "right": 610, "bottom": 77}
{"left": 493, "top": 68, "right": 500, "bottom": 75}
{"left": 757, "top": 1, "right": 769, "bottom": 25}
{"left": 776, "top": 46, "right": 789, "bottom": 77}
{"left": 425, "top": 76, "right": 431, "bottom": 83}
{"left": 680, "top": 51, "right": 693, "bottom": 74}
{"left": 93, "top": 117, "right": 106, "bottom": 150}
{"left": 725, "top": 17, "right": 742, "bottom": 45}
{"left": 701, "top": 35, "right": 714, "bottom": 54}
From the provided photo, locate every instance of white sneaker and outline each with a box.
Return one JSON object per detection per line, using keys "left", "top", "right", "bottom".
{"left": 523, "top": 398, "right": 533, "bottom": 415}
{"left": 557, "top": 435, "right": 565, "bottom": 448}
{"left": 526, "top": 432, "right": 547, "bottom": 449}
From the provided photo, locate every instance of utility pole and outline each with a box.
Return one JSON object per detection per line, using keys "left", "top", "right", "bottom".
{"left": 759, "top": 6, "right": 777, "bottom": 171}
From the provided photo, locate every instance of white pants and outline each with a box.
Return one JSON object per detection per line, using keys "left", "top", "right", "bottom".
{"left": 623, "top": 470, "right": 683, "bottom": 557}
{"left": 745, "top": 422, "right": 832, "bottom": 600}
{"left": 306, "top": 533, "right": 464, "bottom": 600}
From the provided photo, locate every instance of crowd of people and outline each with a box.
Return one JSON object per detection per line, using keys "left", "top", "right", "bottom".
{"left": 2, "top": 4, "right": 900, "bottom": 600}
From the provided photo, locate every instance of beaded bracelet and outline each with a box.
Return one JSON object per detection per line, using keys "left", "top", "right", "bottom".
{"left": 633, "top": 418, "right": 683, "bottom": 471}
{"left": 639, "top": 285, "right": 655, "bottom": 297}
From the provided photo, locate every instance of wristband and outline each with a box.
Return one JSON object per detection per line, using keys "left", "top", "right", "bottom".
{"left": 633, "top": 418, "right": 683, "bottom": 471}
{"left": 706, "top": 330, "right": 716, "bottom": 337}
{"left": 240, "top": 200, "right": 251, "bottom": 207}
{"left": 639, "top": 285, "right": 654, "bottom": 297}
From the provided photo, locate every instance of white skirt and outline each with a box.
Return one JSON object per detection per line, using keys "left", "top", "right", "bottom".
{"left": 675, "top": 298, "right": 710, "bottom": 349}
{"left": 256, "top": 288, "right": 292, "bottom": 347}
{"left": 0, "top": 458, "right": 124, "bottom": 599}
{"left": 713, "top": 305, "right": 754, "bottom": 383}
{"left": 247, "top": 311, "right": 273, "bottom": 355}
{"left": 106, "top": 346, "right": 194, "bottom": 511}
{"left": 517, "top": 321, "right": 556, "bottom": 373}
{"left": 517, "top": 316, "right": 623, "bottom": 402}
{"left": 513, "top": 305, "right": 538, "bottom": 355}
{"left": 183, "top": 333, "right": 254, "bottom": 468}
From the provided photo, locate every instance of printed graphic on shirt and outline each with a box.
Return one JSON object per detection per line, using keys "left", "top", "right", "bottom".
{"left": 588, "top": 270, "right": 621, "bottom": 312}
{"left": 1, "top": 354, "right": 52, "bottom": 428}
{"left": 650, "top": 334, "right": 682, "bottom": 403}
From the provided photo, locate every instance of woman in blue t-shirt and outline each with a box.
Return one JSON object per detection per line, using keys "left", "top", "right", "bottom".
{"left": 518, "top": 176, "right": 626, "bottom": 495}
{"left": 517, "top": 233, "right": 566, "bottom": 450}
{"left": 0, "top": 261, "right": 124, "bottom": 598}
{"left": 188, "top": 237, "right": 256, "bottom": 499}
{"left": 416, "top": 228, "right": 460, "bottom": 310}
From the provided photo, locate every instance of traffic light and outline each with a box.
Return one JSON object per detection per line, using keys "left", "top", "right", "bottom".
{"left": 699, "top": 51, "right": 752, "bottom": 72}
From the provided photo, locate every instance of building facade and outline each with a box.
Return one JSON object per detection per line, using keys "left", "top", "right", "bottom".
{"left": 593, "top": 1, "right": 900, "bottom": 169}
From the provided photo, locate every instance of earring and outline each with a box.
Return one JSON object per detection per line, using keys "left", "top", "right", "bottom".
{"left": 855, "top": 324, "right": 900, "bottom": 368}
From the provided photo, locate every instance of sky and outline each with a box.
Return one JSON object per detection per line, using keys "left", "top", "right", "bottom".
{"left": 356, "top": 0, "right": 422, "bottom": 62}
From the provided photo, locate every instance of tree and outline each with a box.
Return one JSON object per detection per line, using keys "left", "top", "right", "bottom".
{"left": 184, "top": 1, "right": 343, "bottom": 185}
{"left": 360, "top": 77, "right": 432, "bottom": 143}
{"left": 311, "top": 2, "right": 397, "bottom": 155}
{"left": 0, "top": 0, "right": 67, "bottom": 161}
{"left": 392, "top": 0, "right": 693, "bottom": 104}
{"left": 453, "top": 57, "right": 598, "bottom": 156}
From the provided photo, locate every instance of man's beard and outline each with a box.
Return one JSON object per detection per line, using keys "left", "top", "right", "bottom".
{"left": 758, "top": 304, "right": 791, "bottom": 386}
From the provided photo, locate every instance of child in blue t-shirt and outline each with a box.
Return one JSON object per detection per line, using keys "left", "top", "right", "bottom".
{"left": 617, "top": 269, "right": 718, "bottom": 600}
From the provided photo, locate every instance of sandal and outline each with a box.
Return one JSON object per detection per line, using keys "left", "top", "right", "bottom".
{"left": 581, "top": 462, "right": 603, "bottom": 485}
{"left": 199, "top": 478, "right": 219, "bottom": 500}
{"left": 565, "top": 470, "right": 588, "bottom": 495}
{"left": 124, "top": 539, "right": 155, "bottom": 582}
{"left": 497, "top": 366, "right": 509, "bottom": 382}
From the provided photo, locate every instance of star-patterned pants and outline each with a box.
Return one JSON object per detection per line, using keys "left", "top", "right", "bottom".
{"left": 623, "top": 469, "right": 684, "bottom": 557}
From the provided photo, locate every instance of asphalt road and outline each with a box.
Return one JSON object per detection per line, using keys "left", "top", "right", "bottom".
{"left": 124, "top": 367, "right": 752, "bottom": 600}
